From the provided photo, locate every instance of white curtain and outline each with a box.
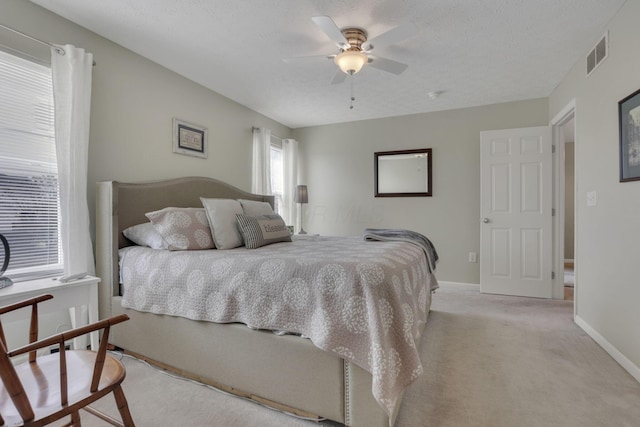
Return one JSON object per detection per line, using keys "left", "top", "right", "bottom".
{"left": 282, "top": 139, "right": 299, "bottom": 229}
{"left": 51, "top": 44, "right": 95, "bottom": 276}
{"left": 252, "top": 127, "right": 272, "bottom": 195}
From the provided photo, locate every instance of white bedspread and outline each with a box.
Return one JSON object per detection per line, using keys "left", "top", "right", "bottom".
{"left": 119, "top": 235, "right": 438, "bottom": 418}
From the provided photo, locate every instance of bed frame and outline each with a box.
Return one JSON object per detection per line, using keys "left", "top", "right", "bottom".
{"left": 95, "top": 177, "right": 417, "bottom": 426}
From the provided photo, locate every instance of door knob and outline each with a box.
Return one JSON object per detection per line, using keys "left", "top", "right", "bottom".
{"left": 482, "top": 218, "right": 490, "bottom": 223}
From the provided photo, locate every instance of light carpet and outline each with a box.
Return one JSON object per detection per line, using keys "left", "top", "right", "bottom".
{"left": 55, "top": 285, "right": 640, "bottom": 426}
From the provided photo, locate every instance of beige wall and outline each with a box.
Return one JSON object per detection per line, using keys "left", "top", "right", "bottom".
{"left": 0, "top": 0, "right": 291, "bottom": 242}
{"left": 550, "top": 0, "right": 640, "bottom": 373}
{"left": 293, "top": 98, "right": 548, "bottom": 284}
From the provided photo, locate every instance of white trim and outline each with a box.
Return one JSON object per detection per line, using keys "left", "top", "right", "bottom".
{"left": 550, "top": 99, "right": 577, "bottom": 304}
{"left": 575, "top": 315, "right": 640, "bottom": 384}
{"left": 438, "top": 281, "right": 480, "bottom": 291}
{"left": 550, "top": 99, "right": 577, "bottom": 126}
{"left": 551, "top": 124, "right": 566, "bottom": 300}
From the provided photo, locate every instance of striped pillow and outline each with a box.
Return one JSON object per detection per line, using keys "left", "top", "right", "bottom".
{"left": 236, "top": 214, "right": 291, "bottom": 249}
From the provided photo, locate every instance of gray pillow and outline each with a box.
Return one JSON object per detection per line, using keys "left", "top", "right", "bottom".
{"left": 236, "top": 213, "right": 292, "bottom": 249}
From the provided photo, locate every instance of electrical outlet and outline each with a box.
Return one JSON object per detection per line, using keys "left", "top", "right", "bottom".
{"left": 468, "top": 252, "right": 477, "bottom": 263}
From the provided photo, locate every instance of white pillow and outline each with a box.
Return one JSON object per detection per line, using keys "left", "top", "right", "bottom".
{"left": 200, "top": 198, "right": 244, "bottom": 249}
{"left": 238, "top": 199, "right": 275, "bottom": 216}
{"left": 122, "top": 222, "right": 169, "bottom": 250}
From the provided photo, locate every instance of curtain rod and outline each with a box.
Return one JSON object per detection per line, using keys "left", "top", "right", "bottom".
{"left": 0, "top": 23, "right": 65, "bottom": 55}
{"left": 0, "top": 23, "right": 97, "bottom": 66}
{"left": 252, "top": 126, "right": 283, "bottom": 141}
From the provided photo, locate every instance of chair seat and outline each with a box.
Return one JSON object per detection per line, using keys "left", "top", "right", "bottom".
{"left": 0, "top": 350, "right": 125, "bottom": 426}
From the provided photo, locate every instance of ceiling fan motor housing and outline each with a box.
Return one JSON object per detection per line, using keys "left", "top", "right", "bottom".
{"left": 341, "top": 28, "right": 367, "bottom": 52}
{"left": 334, "top": 27, "right": 369, "bottom": 75}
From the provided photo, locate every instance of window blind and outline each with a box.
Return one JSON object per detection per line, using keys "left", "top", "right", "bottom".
{"left": 0, "top": 49, "right": 62, "bottom": 280}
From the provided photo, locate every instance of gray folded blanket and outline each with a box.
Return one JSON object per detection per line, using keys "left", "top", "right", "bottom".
{"left": 363, "top": 228, "right": 439, "bottom": 272}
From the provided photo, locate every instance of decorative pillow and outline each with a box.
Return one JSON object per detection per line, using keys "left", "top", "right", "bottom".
{"left": 145, "top": 207, "right": 214, "bottom": 251}
{"left": 236, "top": 213, "right": 292, "bottom": 249}
{"left": 122, "top": 222, "right": 169, "bottom": 250}
{"left": 200, "top": 198, "right": 244, "bottom": 249}
{"left": 238, "top": 199, "right": 275, "bottom": 216}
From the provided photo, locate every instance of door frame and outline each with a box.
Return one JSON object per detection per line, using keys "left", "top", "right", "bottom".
{"left": 550, "top": 99, "right": 577, "bottom": 310}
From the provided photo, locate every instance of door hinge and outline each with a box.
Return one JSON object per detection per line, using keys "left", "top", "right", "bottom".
{"left": 551, "top": 271, "right": 555, "bottom": 280}
{"left": 552, "top": 145, "right": 556, "bottom": 153}
{"left": 552, "top": 208, "right": 556, "bottom": 216}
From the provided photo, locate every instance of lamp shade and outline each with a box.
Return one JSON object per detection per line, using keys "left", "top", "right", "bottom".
{"left": 334, "top": 50, "right": 367, "bottom": 74}
{"left": 294, "top": 185, "right": 308, "bottom": 204}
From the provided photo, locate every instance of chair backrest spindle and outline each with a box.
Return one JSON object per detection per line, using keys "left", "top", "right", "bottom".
{"left": 59, "top": 341, "right": 68, "bottom": 406}
{"left": 0, "top": 339, "right": 35, "bottom": 422}
{"left": 91, "top": 323, "right": 111, "bottom": 392}
{"left": 0, "top": 322, "right": 7, "bottom": 350}
{"left": 29, "top": 302, "right": 38, "bottom": 363}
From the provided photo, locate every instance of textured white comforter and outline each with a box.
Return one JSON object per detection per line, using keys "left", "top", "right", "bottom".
{"left": 119, "top": 235, "right": 438, "bottom": 418}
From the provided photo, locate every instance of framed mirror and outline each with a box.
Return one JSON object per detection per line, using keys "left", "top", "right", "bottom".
{"left": 374, "top": 148, "right": 432, "bottom": 197}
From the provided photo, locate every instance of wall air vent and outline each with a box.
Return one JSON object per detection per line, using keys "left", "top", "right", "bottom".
{"left": 586, "top": 32, "right": 608, "bottom": 77}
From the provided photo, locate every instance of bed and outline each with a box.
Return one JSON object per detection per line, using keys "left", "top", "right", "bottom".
{"left": 95, "top": 177, "right": 438, "bottom": 427}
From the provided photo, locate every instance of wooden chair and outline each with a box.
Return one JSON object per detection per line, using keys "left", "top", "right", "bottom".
{"left": 0, "top": 294, "right": 135, "bottom": 426}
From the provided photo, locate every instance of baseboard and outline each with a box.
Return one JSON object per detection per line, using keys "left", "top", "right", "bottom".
{"left": 438, "top": 281, "right": 480, "bottom": 291}
{"left": 575, "top": 315, "right": 640, "bottom": 384}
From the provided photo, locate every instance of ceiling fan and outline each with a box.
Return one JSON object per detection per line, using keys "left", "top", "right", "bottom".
{"left": 284, "top": 16, "right": 416, "bottom": 84}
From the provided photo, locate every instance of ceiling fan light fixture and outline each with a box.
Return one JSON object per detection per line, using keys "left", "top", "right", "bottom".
{"left": 334, "top": 50, "right": 367, "bottom": 75}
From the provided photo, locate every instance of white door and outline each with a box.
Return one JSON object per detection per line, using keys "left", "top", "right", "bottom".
{"left": 480, "top": 126, "right": 553, "bottom": 298}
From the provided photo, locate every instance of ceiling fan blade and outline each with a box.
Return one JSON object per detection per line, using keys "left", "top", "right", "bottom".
{"left": 362, "top": 24, "right": 417, "bottom": 51}
{"left": 330, "top": 69, "right": 348, "bottom": 85}
{"left": 282, "top": 54, "right": 335, "bottom": 64}
{"left": 312, "top": 15, "right": 349, "bottom": 49}
{"left": 367, "top": 55, "right": 408, "bottom": 75}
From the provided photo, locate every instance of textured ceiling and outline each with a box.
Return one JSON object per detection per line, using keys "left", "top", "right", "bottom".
{"left": 30, "top": 0, "right": 625, "bottom": 129}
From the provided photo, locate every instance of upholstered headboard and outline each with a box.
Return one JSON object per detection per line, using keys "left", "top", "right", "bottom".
{"left": 95, "top": 177, "right": 274, "bottom": 319}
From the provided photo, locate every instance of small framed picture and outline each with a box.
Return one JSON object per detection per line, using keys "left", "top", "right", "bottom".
{"left": 618, "top": 88, "right": 640, "bottom": 182}
{"left": 173, "top": 118, "right": 207, "bottom": 159}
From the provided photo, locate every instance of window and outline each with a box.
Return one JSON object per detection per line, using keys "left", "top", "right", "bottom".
{"left": 0, "top": 49, "right": 62, "bottom": 280}
{"left": 270, "top": 139, "right": 284, "bottom": 215}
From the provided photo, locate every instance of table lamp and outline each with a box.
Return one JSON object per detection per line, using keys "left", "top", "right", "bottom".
{"left": 294, "top": 185, "right": 308, "bottom": 234}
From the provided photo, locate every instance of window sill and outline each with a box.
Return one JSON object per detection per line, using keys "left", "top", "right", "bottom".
{"left": 0, "top": 275, "right": 99, "bottom": 300}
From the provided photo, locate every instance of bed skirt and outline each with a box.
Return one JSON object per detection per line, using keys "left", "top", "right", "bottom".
{"left": 111, "top": 296, "right": 406, "bottom": 426}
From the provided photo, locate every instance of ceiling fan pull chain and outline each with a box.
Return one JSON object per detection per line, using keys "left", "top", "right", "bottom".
{"left": 350, "top": 74, "right": 355, "bottom": 110}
